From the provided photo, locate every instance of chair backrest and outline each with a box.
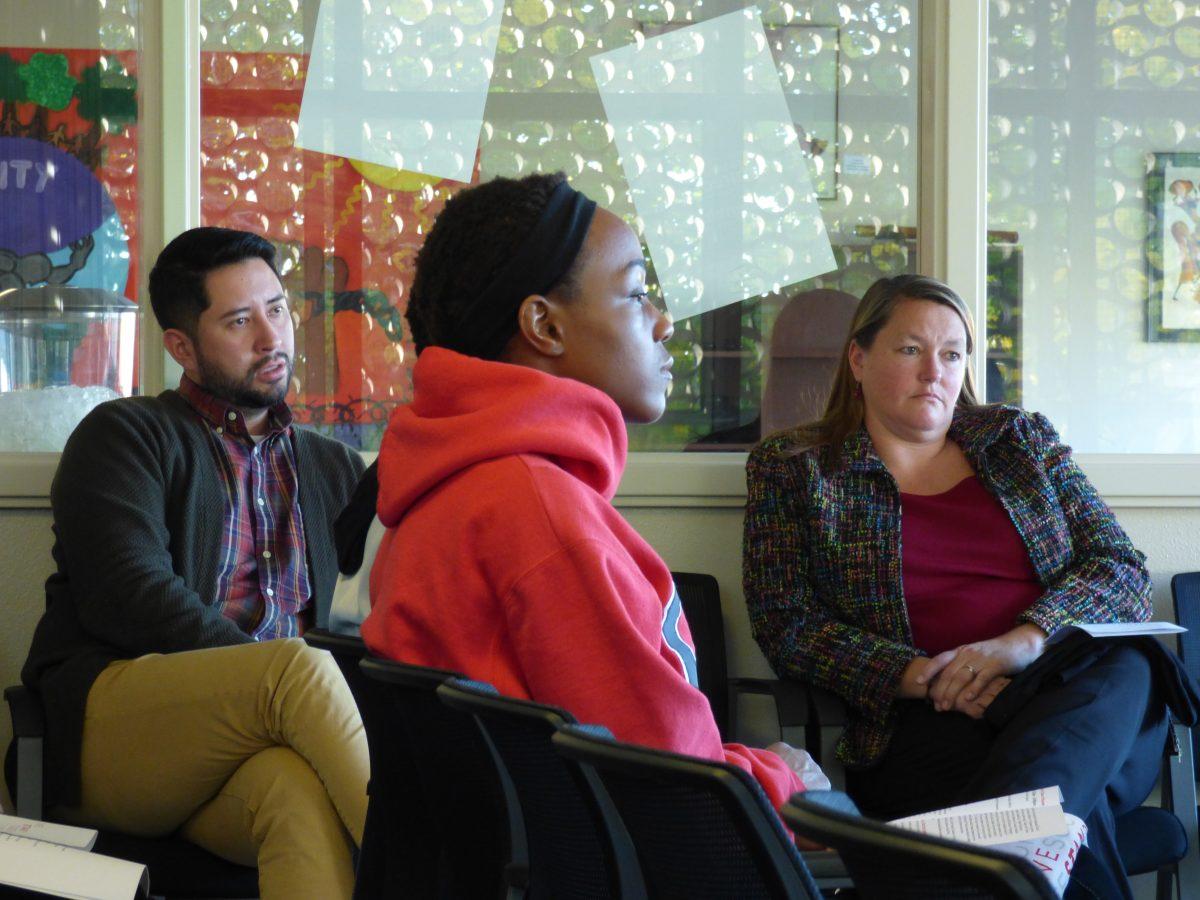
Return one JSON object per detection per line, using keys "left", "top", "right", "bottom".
{"left": 1173, "top": 571, "right": 1200, "bottom": 692}
{"left": 303, "top": 628, "right": 373, "bottom": 705}
{"left": 782, "top": 792, "right": 1058, "bottom": 900}
{"left": 438, "top": 678, "right": 646, "bottom": 900}
{"left": 303, "top": 630, "right": 416, "bottom": 900}
{"left": 670, "top": 571, "right": 730, "bottom": 739}
{"left": 359, "top": 656, "right": 525, "bottom": 899}
{"left": 1173, "top": 573, "right": 1200, "bottom": 776}
{"left": 761, "top": 289, "right": 860, "bottom": 435}
{"left": 552, "top": 724, "right": 822, "bottom": 900}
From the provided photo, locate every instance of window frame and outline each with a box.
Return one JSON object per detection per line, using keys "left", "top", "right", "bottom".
{"left": 3, "top": 0, "right": 1198, "bottom": 507}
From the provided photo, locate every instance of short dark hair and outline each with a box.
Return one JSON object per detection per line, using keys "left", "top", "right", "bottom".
{"left": 148, "top": 227, "right": 280, "bottom": 337}
{"left": 405, "top": 171, "right": 583, "bottom": 356}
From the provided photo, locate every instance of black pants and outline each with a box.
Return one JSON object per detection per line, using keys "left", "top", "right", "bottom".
{"left": 845, "top": 645, "right": 1168, "bottom": 900}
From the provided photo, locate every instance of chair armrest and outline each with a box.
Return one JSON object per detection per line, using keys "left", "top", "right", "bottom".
{"left": 800, "top": 849, "right": 853, "bottom": 889}
{"left": 1164, "top": 721, "right": 1200, "bottom": 893}
{"left": 728, "top": 678, "right": 849, "bottom": 791}
{"left": 4, "top": 685, "right": 45, "bottom": 819}
{"left": 729, "top": 677, "right": 810, "bottom": 729}
{"left": 4, "top": 685, "right": 44, "bottom": 737}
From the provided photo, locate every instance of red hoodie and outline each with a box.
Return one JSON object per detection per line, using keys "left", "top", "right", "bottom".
{"left": 362, "top": 347, "right": 804, "bottom": 809}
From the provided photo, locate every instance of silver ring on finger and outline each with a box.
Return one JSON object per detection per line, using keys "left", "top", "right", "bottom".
{"left": 963, "top": 664, "right": 978, "bottom": 675}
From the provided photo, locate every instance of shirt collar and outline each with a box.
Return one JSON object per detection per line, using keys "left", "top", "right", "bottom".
{"left": 178, "top": 375, "right": 293, "bottom": 439}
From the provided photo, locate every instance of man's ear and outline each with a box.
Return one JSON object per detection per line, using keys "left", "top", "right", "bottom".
{"left": 513, "top": 294, "right": 566, "bottom": 358}
{"left": 163, "top": 328, "right": 197, "bottom": 373}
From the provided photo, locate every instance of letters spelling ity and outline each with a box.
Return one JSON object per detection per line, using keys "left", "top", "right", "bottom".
{"left": 0, "top": 160, "right": 54, "bottom": 192}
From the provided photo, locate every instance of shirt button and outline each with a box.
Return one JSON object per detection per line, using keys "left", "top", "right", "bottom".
{"left": 257, "top": 497, "right": 265, "bottom": 506}
{"left": 262, "top": 550, "right": 272, "bottom": 560}
{"left": 215, "top": 427, "right": 223, "bottom": 435}
{"left": 265, "top": 587, "right": 275, "bottom": 597}
{"left": 227, "top": 411, "right": 237, "bottom": 421}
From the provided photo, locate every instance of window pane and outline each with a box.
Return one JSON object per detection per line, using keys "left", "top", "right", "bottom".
{"left": 200, "top": 0, "right": 918, "bottom": 451}
{"left": 988, "top": 0, "right": 1200, "bottom": 451}
{"left": 0, "top": 0, "right": 141, "bottom": 452}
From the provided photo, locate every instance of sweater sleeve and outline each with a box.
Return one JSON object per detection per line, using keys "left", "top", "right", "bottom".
{"left": 743, "top": 446, "right": 917, "bottom": 720}
{"left": 51, "top": 401, "right": 251, "bottom": 654}
{"left": 502, "top": 538, "right": 805, "bottom": 811}
{"left": 1016, "top": 413, "right": 1152, "bottom": 633}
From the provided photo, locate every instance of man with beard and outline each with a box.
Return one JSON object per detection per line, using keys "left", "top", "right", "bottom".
{"left": 19, "top": 228, "right": 368, "bottom": 899}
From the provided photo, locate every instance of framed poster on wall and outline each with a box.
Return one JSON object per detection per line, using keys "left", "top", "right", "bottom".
{"left": 1148, "top": 151, "right": 1200, "bottom": 341}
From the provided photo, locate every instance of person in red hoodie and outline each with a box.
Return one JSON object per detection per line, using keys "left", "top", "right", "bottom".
{"left": 361, "top": 172, "right": 824, "bottom": 811}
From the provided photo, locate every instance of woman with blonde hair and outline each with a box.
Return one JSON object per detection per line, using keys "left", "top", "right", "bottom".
{"left": 744, "top": 274, "right": 1166, "bottom": 899}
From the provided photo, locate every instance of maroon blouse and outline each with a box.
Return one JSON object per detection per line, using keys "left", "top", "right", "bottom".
{"left": 900, "top": 475, "right": 1044, "bottom": 656}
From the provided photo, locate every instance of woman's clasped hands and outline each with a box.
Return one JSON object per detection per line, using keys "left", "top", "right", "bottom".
{"left": 898, "top": 623, "right": 1048, "bottom": 718}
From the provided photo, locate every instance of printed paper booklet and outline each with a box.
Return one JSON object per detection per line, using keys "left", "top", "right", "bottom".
{"left": 0, "top": 814, "right": 148, "bottom": 899}
{"left": 889, "top": 787, "right": 1085, "bottom": 897}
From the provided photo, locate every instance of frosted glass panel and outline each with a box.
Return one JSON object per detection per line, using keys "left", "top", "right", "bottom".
{"left": 296, "top": 0, "right": 505, "bottom": 182}
{"left": 988, "top": 0, "right": 1200, "bottom": 451}
{"left": 593, "top": 8, "right": 836, "bottom": 321}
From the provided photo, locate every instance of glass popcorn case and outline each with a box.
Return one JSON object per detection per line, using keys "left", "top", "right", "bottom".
{"left": 0, "top": 285, "right": 137, "bottom": 451}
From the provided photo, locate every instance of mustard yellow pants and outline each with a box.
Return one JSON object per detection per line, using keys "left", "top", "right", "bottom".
{"left": 59, "top": 638, "right": 369, "bottom": 900}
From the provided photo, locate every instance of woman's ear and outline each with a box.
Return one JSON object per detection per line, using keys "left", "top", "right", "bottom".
{"left": 847, "top": 339, "right": 866, "bottom": 381}
{"left": 514, "top": 294, "right": 566, "bottom": 358}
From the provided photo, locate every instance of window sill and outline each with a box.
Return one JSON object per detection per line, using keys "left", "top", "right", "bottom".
{"left": 4, "top": 450, "right": 1200, "bottom": 509}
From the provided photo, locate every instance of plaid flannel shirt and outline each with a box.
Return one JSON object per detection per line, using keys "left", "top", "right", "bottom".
{"left": 179, "top": 376, "right": 312, "bottom": 639}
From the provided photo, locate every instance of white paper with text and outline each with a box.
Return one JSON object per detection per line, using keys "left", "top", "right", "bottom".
{"left": 0, "top": 832, "right": 147, "bottom": 899}
{"left": 0, "top": 812, "right": 98, "bottom": 849}
{"left": 1075, "top": 622, "right": 1185, "bottom": 637}
{"left": 888, "top": 787, "right": 1084, "bottom": 898}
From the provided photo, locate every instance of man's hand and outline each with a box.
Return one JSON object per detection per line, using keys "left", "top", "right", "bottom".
{"left": 924, "top": 624, "right": 1047, "bottom": 712}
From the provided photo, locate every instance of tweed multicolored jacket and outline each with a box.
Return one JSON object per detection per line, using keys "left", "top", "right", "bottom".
{"left": 743, "top": 404, "right": 1151, "bottom": 769}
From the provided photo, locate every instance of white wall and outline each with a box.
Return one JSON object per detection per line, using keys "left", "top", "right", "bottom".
{"left": 1, "top": 499, "right": 1194, "bottom": 811}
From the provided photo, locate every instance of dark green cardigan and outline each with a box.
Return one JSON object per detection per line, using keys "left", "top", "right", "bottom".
{"left": 21, "top": 391, "right": 365, "bottom": 806}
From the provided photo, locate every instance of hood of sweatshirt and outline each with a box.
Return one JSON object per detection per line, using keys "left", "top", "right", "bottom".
{"left": 376, "top": 347, "right": 628, "bottom": 527}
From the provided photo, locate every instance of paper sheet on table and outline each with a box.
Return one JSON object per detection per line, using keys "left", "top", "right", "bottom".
{"left": 0, "top": 833, "right": 148, "bottom": 899}
{"left": 296, "top": 0, "right": 505, "bottom": 182}
{"left": 591, "top": 7, "right": 836, "bottom": 321}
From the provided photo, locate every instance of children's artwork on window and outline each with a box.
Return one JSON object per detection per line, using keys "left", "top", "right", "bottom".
{"left": 0, "top": 49, "right": 138, "bottom": 300}
{"left": 0, "top": 47, "right": 140, "bottom": 451}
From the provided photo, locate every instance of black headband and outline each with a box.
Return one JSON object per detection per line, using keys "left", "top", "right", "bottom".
{"left": 450, "top": 179, "right": 598, "bottom": 359}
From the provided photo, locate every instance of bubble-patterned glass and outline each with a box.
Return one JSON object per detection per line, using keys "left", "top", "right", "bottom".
{"left": 593, "top": 10, "right": 836, "bottom": 321}
{"left": 989, "top": 0, "right": 1200, "bottom": 451}
{"left": 201, "top": 0, "right": 920, "bottom": 450}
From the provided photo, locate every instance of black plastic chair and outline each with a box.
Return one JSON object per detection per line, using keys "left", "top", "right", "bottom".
{"left": 359, "top": 656, "right": 527, "bottom": 899}
{"left": 670, "top": 571, "right": 817, "bottom": 753}
{"left": 303, "top": 628, "right": 416, "bottom": 900}
{"left": 782, "top": 790, "right": 1058, "bottom": 899}
{"left": 552, "top": 723, "right": 824, "bottom": 900}
{"left": 3, "top": 685, "right": 259, "bottom": 900}
{"left": 1169, "top": 573, "right": 1200, "bottom": 896}
{"left": 437, "top": 678, "right": 646, "bottom": 899}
